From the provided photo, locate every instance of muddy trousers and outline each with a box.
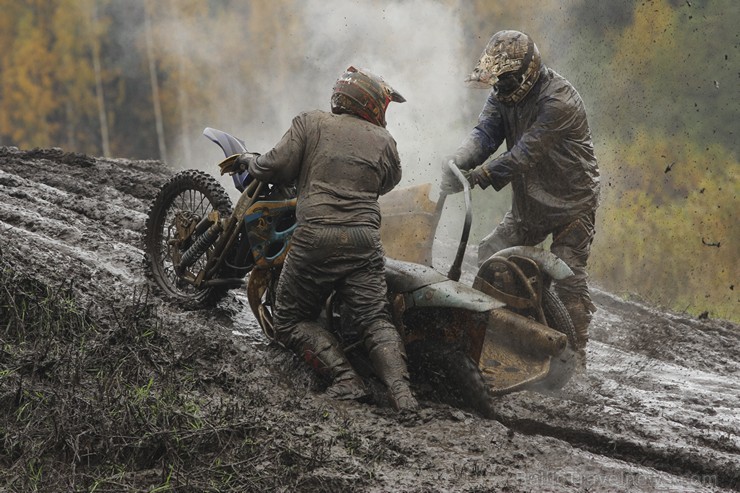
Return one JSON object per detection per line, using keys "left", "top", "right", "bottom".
{"left": 478, "top": 211, "right": 596, "bottom": 350}
{"left": 273, "top": 224, "right": 417, "bottom": 409}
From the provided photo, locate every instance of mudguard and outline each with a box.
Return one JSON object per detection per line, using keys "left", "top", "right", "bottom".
{"left": 385, "top": 257, "right": 447, "bottom": 292}
{"left": 203, "top": 127, "right": 251, "bottom": 191}
{"left": 385, "top": 257, "right": 502, "bottom": 313}
{"left": 203, "top": 127, "right": 247, "bottom": 156}
{"left": 408, "top": 280, "right": 502, "bottom": 313}
{"left": 492, "top": 245, "right": 574, "bottom": 280}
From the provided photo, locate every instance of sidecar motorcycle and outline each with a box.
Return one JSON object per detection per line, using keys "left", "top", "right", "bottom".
{"left": 144, "top": 128, "right": 578, "bottom": 417}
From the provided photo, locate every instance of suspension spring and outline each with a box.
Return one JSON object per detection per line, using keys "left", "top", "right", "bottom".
{"left": 178, "top": 224, "right": 220, "bottom": 271}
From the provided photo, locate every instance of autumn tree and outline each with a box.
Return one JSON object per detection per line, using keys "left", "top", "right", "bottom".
{"left": 573, "top": 0, "right": 738, "bottom": 318}
{"left": 0, "top": 1, "right": 58, "bottom": 148}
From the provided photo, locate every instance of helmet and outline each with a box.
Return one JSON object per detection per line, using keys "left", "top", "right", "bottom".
{"left": 331, "top": 66, "right": 406, "bottom": 127}
{"left": 466, "top": 30, "right": 542, "bottom": 104}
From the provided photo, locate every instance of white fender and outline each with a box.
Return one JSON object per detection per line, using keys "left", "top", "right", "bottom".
{"left": 492, "top": 246, "right": 574, "bottom": 280}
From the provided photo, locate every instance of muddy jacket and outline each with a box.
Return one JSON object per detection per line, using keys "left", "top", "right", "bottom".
{"left": 454, "top": 67, "right": 600, "bottom": 231}
{"left": 249, "top": 110, "right": 402, "bottom": 229}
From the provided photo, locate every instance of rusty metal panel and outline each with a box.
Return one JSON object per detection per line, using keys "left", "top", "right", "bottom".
{"left": 379, "top": 183, "right": 439, "bottom": 265}
{"left": 478, "top": 308, "right": 567, "bottom": 395}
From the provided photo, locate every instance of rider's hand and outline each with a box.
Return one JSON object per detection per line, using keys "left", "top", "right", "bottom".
{"left": 465, "top": 167, "right": 489, "bottom": 189}
{"left": 219, "top": 152, "right": 259, "bottom": 175}
{"left": 440, "top": 159, "right": 464, "bottom": 194}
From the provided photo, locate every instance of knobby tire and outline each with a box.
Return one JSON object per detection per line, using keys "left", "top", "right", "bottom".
{"left": 144, "top": 170, "right": 233, "bottom": 308}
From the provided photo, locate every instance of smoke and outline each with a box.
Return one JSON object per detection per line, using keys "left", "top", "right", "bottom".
{"left": 154, "top": 0, "right": 480, "bottom": 197}
{"left": 146, "top": 0, "right": 497, "bottom": 269}
{"left": 292, "top": 0, "right": 485, "bottom": 264}
{"left": 295, "top": 0, "right": 475, "bottom": 189}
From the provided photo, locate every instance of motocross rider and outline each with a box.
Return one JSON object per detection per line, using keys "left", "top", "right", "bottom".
{"left": 441, "top": 30, "right": 601, "bottom": 355}
{"left": 226, "top": 67, "right": 418, "bottom": 411}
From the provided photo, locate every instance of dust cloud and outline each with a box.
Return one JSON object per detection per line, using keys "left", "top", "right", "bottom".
{"left": 154, "top": 0, "right": 481, "bottom": 198}
{"left": 147, "top": 0, "right": 485, "bottom": 264}
{"left": 297, "top": 0, "right": 477, "bottom": 190}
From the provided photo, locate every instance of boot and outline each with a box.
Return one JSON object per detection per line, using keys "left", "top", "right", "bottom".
{"left": 289, "top": 321, "right": 369, "bottom": 401}
{"left": 368, "top": 342, "right": 418, "bottom": 412}
{"left": 564, "top": 300, "right": 593, "bottom": 358}
{"left": 325, "top": 372, "right": 369, "bottom": 401}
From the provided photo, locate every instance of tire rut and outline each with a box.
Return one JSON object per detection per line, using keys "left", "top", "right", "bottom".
{"left": 492, "top": 413, "right": 736, "bottom": 490}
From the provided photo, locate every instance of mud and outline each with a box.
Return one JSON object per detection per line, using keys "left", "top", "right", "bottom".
{"left": 1, "top": 146, "right": 738, "bottom": 492}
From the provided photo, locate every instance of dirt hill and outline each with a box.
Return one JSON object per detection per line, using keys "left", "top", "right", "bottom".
{"left": 1, "top": 146, "right": 738, "bottom": 492}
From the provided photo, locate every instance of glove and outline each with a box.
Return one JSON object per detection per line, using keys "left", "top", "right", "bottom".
{"left": 218, "top": 152, "right": 259, "bottom": 175}
{"left": 464, "top": 167, "right": 489, "bottom": 189}
{"left": 440, "top": 159, "right": 464, "bottom": 194}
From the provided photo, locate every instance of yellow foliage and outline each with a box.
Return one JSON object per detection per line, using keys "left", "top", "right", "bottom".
{"left": 0, "top": 8, "right": 58, "bottom": 147}
{"left": 592, "top": 127, "right": 738, "bottom": 320}
{"left": 611, "top": 0, "right": 678, "bottom": 77}
{"left": 0, "top": 0, "right": 108, "bottom": 152}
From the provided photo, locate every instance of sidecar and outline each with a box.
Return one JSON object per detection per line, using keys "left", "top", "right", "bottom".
{"left": 378, "top": 181, "right": 577, "bottom": 397}
{"left": 238, "top": 156, "right": 578, "bottom": 408}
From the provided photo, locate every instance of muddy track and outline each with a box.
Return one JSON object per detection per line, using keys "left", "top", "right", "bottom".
{"left": 485, "top": 305, "right": 740, "bottom": 489}
{"left": 1, "top": 146, "right": 738, "bottom": 492}
{"left": 496, "top": 412, "right": 736, "bottom": 489}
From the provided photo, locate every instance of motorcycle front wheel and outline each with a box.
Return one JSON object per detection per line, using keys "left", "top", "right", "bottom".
{"left": 144, "top": 169, "right": 233, "bottom": 308}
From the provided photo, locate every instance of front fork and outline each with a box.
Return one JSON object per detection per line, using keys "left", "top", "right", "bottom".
{"left": 176, "top": 212, "right": 222, "bottom": 271}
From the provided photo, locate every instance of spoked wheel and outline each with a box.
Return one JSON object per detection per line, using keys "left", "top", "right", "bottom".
{"left": 144, "top": 170, "right": 233, "bottom": 307}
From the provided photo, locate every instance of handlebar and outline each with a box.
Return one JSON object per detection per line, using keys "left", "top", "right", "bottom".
{"left": 444, "top": 160, "right": 472, "bottom": 282}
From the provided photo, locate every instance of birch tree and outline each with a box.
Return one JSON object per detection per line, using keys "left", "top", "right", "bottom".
{"left": 144, "top": 0, "right": 167, "bottom": 163}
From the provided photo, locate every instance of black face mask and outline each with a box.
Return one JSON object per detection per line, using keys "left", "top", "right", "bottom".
{"left": 494, "top": 73, "right": 522, "bottom": 96}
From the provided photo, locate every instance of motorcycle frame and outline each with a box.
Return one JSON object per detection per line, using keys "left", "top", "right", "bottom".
{"left": 175, "top": 130, "right": 296, "bottom": 289}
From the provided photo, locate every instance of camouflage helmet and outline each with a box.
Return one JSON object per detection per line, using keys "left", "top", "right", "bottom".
{"left": 466, "top": 30, "right": 542, "bottom": 104}
{"left": 331, "top": 66, "right": 406, "bottom": 127}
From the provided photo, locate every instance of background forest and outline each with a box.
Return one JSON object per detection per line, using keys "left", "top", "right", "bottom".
{"left": 0, "top": 0, "right": 736, "bottom": 320}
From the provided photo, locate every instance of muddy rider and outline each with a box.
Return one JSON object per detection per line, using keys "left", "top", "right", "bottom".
{"left": 441, "top": 30, "right": 600, "bottom": 355}
{"left": 226, "top": 67, "right": 418, "bottom": 411}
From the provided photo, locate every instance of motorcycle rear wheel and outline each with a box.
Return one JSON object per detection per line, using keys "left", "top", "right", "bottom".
{"left": 247, "top": 267, "right": 281, "bottom": 342}
{"left": 144, "top": 170, "right": 233, "bottom": 308}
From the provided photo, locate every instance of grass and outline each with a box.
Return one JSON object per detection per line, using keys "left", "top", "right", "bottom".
{"left": 0, "top": 252, "right": 372, "bottom": 492}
